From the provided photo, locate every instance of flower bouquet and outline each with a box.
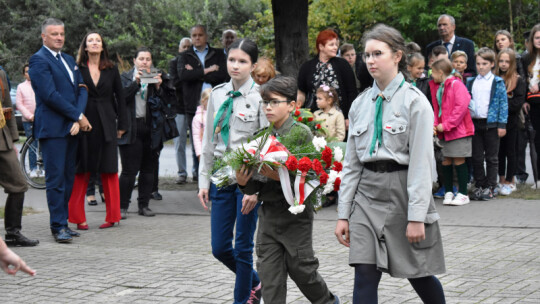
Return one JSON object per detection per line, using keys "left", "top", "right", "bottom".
{"left": 211, "top": 124, "right": 344, "bottom": 214}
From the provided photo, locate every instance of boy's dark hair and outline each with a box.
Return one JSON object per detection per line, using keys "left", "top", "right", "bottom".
{"left": 432, "top": 45, "right": 448, "bottom": 57}
{"left": 22, "top": 63, "right": 29, "bottom": 74}
{"left": 260, "top": 75, "right": 297, "bottom": 102}
{"left": 476, "top": 47, "right": 496, "bottom": 63}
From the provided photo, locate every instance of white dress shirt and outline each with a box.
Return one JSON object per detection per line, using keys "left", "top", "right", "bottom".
{"left": 43, "top": 45, "right": 74, "bottom": 83}
{"left": 471, "top": 72, "right": 493, "bottom": 119}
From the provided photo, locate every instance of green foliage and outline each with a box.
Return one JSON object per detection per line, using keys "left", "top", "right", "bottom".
{"left": 1, "top": 0, "right": 538, "bottom": 82}
{"left": 0, "top": 0, "right": 265, "bottom": 82}
{"left": 306, "top": 0, "right": 538, "bottom": 56}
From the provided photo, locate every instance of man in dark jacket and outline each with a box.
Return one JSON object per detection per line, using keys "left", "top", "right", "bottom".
{"left": 425, "top": 14, "right": 476, "bottom": 76}
{"left": 177, "top": 25, "right": 228, "bottom": 179}
{"left": 169, "top": 37, "right": 192, "bottom": 184}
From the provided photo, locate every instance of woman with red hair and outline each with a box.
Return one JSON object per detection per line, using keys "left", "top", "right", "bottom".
{"left": 297, "top": 29, "right": 357, "bottom": 126}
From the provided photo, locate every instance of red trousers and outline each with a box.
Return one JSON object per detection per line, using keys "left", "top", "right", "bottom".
{"left": 68, "top": 172, "right": 121, "bottom": 224}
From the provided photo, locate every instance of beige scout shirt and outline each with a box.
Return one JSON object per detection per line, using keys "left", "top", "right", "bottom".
{"left": 198, "top": 77, "right": 269, "bottom": 189}
{"left": 337, "top": 73, "right": 439, "bottom": 223}
{"left": 313, "top": 107, "right": 346, "bottom": 141}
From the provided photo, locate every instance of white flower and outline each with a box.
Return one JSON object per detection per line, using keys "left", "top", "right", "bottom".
{"left": 333, "top": 147, "right": 343, "bottom": 162}
{"left": 328, "top": 170, "right": 340, "bottom": 183}
{"left": 322, "top": 182, "right": 334, "bottom": 194}
{"left": 288, "top": 204, "right": 306, "bottom": 214}
{"left": 312, "top": 136, "right": 327, "bottom": 152}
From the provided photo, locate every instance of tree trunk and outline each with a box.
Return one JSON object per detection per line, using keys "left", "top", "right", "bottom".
{"left": 271, "top": 0, "right": 309, "bottom": 77}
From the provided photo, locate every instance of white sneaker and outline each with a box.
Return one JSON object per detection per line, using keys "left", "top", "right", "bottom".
{"left": 500, "top": 184, "right": 512, "bottom": 196}
{"left": 530, "top": 181, "right": 540, "bottom": 189}
{"left": 450, "top": 193, "right": 470, "bottom": 206}
{"left": 443, "top": 192, "right": 454, "bottom": 205}
{"left": 29, "top": 169, "right": 38, "bottom": 178}
{"left": 508, "top": 184, "right": 516, "bottom": 192}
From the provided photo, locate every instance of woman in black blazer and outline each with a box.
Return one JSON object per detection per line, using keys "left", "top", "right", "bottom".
{"left": 68, "top": 32, "right": 127, "bottom": 229}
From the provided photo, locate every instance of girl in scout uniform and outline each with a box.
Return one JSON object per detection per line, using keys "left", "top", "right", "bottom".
{"left": 198, "top": 39, "right": 268, "bottom": 304}
{"left": 334, "top": 24, "right": 447, "bottom": 303}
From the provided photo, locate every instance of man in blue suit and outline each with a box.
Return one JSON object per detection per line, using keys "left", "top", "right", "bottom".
{"left": 425, "top": 14, "right": 477, "bottom": 76}
{"left": 29, "top": 18, "right": 91, "bottom": 243}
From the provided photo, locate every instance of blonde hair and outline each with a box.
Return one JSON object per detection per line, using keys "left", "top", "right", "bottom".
{"left": 252, "top": 57, "right": 276, "bottom": 82}
{"left": 200, "top": 88, "right": 212, "bottom": 104}
{"left": 451, "top": 50, "right": 468, "bottom": 62}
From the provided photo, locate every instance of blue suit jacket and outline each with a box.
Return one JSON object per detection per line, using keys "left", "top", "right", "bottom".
{"left": 425, "top": 36, "right": 477, "bottom": 75}
{"left": 29, "top": 46, "right": 87, "bottom": 139}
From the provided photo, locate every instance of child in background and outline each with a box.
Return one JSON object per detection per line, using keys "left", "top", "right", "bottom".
{"left": 16, "top": 64, "right": 38, "bottom": 177}
{"left": 466, "top": 47, "right": 508, "bottom": 200}
{"left": 451, "top": 51, "right": 473, "bottom": 83}
{"left": 428, "top": 46, "right": 449, "bottom": 77}
{"left": 251, "top": 57, "right": 276, "bottom": 85}
{"left": 313, "top": 84, "right": 346, "bottom": 141}
{"left": 429, "top": 59, "right": 474, "bottom": 206}
{"left": 236, "top": 76, "right": 340, "bottom": 304}
{"left": 495, "top": 48, "right": 526, "bottom": 195}
{"left": 407, "top": 52, "right": 432, "bottom": 103}
{"left": 192, "top": 88, "right": 211, "bottom": 161}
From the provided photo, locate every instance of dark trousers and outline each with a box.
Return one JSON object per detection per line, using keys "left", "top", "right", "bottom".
{"left": 529, "top": 104, "right": 540, "bottom": 181}
{"left": 40, "top": 136, "right": 78, "bottom": 233}
{"left": 0, "top": 148, "right": 29, "bottom": 235}
{"left": 257, "top": 200, "right": 334, "bottom": 304}
{"left": 209, "top": 183, "right": 260, "bottom": 304}
{"left": 86, "top": 172, "right": 103, "bottom": 197}
{"left": 119, "top": 119, "right": 159, "bottom": 210}
{"left": 515, "top": 127, "right": 529, "bottom": 182}
{"left": 472, "top": 119, "right": 500, "bottom": 188}
{"left": 186, "top": 113, "right": 199, "bottom": 178}
{"left": 152, "top": 144, "right": 163, "bottom": 193}
{"left": 498, "top": 125, "right": 518, "bottom": 181}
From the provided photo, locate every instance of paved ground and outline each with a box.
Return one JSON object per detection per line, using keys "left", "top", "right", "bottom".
{"left": 0, "top": 183, "right": 539, "bottom": 303}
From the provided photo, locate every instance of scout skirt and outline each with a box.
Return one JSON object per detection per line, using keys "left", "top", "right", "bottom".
{"left": 440, "top": 136, "right": 472, "bottom": 158}
{"left": 349, "top": 167, "right": 446, "bottom": 278}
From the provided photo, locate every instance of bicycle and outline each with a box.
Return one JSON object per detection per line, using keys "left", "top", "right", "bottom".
{"left": 19, "top": 135, "right": 46, "bottom": 189}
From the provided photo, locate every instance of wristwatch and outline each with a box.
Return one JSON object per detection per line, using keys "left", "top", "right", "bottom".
{"left": 78, "top": 113, "right": 83, "bottom": 121}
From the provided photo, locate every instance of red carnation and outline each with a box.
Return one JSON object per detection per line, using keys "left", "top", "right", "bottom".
{"left": 297, "top": 117, "right": 303, "bottom": 122}
{"left": 298, "top": 157, "right": 312, "bottom": 173}
{"left": 315, "top": 124, "right": 321, "bottom": 129}
{"left": 334, "top": 177, "right": 342, "bottom": 191}
{"left": 333, "top": 161, "right": 343, "bottom": 172}
{"left": 322, "top": 146, "right": 333, "bottom": 168}
{"left": 312, "top": 159, "right": 324, "bottom": 175}
{"left": 308, "top": 117, "right": 314, "bottom": 122}
{"left": 285, "top": 155, "right": 298, "bottom": 171}
{"left": 319, "top": 172, "right": 329, "bottom": 184}
{"left": 294, "top": 109, "right": 301, "bottom": 116}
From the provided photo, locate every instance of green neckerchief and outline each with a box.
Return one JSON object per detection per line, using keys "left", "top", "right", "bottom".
{"left": 412, "top": 80, "right": 417, "bottom": 87}
{"left": 369, "top": 78, "right": 406, "bottom": 156}
{"left": 436, "top": 82, "right": 444, "bottom": 118}
{"left": 213, "top": 90, "right": 242, "bottom": 146}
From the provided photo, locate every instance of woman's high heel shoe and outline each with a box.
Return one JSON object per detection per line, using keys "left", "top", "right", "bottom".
{"left": 100, "top": 193, "right": 106, "bottom": 203}
{"left": 77, "top": 223, "right": 89, "bottom": 230}
{"left": 99, "top": 222, "right": 117, "bottom": 229}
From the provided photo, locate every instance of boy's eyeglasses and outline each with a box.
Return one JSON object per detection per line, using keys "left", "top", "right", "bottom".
{"left": 260, "top": 99, "right": 290, "bottom": 107}
{"left": 362, "top": 50, "right": 385, "bottom": 61}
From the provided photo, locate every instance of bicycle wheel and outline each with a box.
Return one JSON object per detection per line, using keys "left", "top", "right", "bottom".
{"left": 19, "top": 136, "right": 46, "bottom": 189}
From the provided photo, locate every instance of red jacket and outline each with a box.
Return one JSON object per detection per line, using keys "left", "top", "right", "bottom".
{"left": 429, "top": 76, "right": 475, "bottom": 141}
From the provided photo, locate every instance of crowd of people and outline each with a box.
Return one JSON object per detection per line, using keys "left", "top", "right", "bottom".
{"left": 1, "top": 12, "right": 540, "bottom": 304}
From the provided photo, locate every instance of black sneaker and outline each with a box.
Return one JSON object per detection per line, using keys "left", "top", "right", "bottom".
{"left": 480, "top": 187, "right": 493, "bottom": 200}
{"left": 470, "top": 187, "right": 483, "bottom": 201}
{"left": 151, "top": 191, "right": 163, "bottom": 200}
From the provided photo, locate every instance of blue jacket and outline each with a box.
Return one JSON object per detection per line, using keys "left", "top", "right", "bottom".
{"left": 466, "top": 75, "right": 508, "bottom": 129}
{"left": 29, "top": 46, "right": 87, "bottom": 139}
